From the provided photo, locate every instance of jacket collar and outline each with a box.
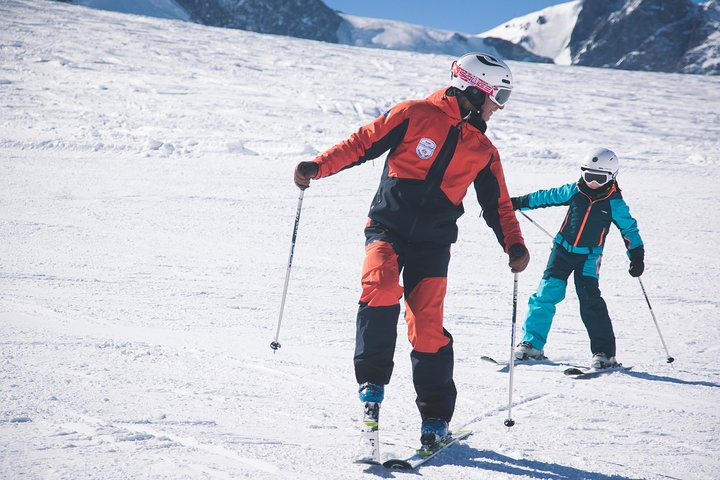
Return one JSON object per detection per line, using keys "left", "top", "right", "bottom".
{"left": 577, "top": 179, "right": 617, "bottom": 201}
{"left": 427, "top": 88, "right": 488, "bottom": 134}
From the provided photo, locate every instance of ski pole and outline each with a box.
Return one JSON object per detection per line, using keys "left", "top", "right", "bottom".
{"left": 519, "top": 211, "right": 553, "bottom": 240}
{"left": 504, "top": 272, "right": 519, "bottom": 428}
{"left": 637, "top": 277, "right": 674, "bottom": 363}
{"left": 270, "top": 189, "right": 305, "bottom": 352}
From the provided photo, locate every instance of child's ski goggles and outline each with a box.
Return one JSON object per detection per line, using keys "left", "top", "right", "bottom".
{"left": 451, "top": 62, "right": 512, "bottom": 107}
{"left": 581, "top": 168, "right": 613, "bottom": 186}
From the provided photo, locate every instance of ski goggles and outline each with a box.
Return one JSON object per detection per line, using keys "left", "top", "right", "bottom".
{"left": 581, "top": 168, "right": 613, "bottom": 186}
{"left": 451, "top": 61, "right": 511, "bottom": 107}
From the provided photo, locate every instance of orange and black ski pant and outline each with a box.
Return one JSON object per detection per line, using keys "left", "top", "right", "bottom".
{"left": 354, "top": 222, "right": 457, "bottom": 422}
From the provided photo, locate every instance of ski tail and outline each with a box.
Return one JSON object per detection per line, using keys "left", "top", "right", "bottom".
{"left": 354, "top": 401, "right": 381, "bottom": 464}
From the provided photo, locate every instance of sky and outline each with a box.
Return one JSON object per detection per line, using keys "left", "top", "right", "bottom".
{"left": 323, "top": 0, "right": 576, "bottom": 33}
{"left": 323, "top": 0, "right": 707, "bottom": 34}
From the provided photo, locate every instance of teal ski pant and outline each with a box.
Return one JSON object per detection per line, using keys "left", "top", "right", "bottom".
{"left": 521, "top": 243, "right": 616, "bottom": 356}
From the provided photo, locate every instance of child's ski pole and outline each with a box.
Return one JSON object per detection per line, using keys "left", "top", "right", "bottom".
{"left": 519, "top": 211, "right": 553, "bottom": 240}
{"left": 637, "top": 277, "right": 675, "bottom": 364}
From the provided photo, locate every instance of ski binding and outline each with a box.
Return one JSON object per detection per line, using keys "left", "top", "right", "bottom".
{"left": 564, "top": 365, "right": 632, "bottom": 379}
{"left": 382, "top": 429, "right": 472, "bottom": 470}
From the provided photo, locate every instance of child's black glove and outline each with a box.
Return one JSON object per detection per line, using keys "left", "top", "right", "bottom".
{"left": 628, "top": 246, "right": 645, "bottom": 277}
{"left": 510, "top": 197, "right": 520, "bottom": 211}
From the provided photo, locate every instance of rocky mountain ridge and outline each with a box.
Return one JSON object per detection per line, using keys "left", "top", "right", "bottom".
{"left": 57, "top": 0, "right": 719, "bottom": 74}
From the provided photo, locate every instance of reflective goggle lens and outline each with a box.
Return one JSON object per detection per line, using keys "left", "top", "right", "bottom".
{"left": 582, "top": 169, "right": 611, "bottom": 185}
{"left": 492, "top": 88, "right": 511, "bottom": 106}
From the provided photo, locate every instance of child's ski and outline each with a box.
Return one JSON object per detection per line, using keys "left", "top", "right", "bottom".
{"left": 482, "top": 355, "right": 578, "bottom": 370}
{"left": 563, "top": 365, "right": 632, "bottom": 379}
{"left": 480, "top": 355, "right": 505, "bottom": 365}
{"left": 382, "top": 429, "right": 472, "bottom": 470}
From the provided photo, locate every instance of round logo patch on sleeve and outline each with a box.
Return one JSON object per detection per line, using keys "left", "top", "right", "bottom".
{"left": 416, "top": 138, "right": 437, "bottom": 159}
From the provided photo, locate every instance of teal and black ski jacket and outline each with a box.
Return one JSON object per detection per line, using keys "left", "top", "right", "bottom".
{"left": 513, "top": 180, "right": 643, "bottom": 257}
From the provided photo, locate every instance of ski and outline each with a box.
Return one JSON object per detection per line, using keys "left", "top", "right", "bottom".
{"left": 481, "top": 355, "right": 571, "bottom": 368}
{"left": 563, "top": 365, "right": 632, "bottom": 379}
{"left": 480, "top": 355, "right": 505, "bottom": 365}
{"left": 354, "top": 435, "right": 381, "bottom": 466}
{"left": 353, "top": 402, "right": 381, "bottom": 464}
{"left": 382, "top": 429, "right": 472, "bottom": 470}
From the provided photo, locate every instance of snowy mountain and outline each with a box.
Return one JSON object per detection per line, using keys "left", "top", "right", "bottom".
{"left": 485, "top": 0, "right": 720, "bottom": 75}
{"left": 174, "top": 0, "right": 343, "bottom": 43}
{"left": 61, "top": 0, "right": 343, "bottom": 42}
{"left": 2, "top": 0, "right": 720, "bottom": 478}
{"left": 51, "top": 0, "right": 551, "bottom": 62}
{"left": 336, "top": 15, "right": 551, "bottom": 63}
{"left": 55, "top": 0, "right": 719, "bottom": 74}
{"left": 481, "top": 1, "right": 583, "bottom": 66}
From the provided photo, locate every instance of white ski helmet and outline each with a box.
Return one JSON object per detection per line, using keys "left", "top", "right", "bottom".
{"left": 450, "top": 53, "right": 513, "bottom": 107}
{"left": 580, "top": 147, "right": 619, "bottom": 186}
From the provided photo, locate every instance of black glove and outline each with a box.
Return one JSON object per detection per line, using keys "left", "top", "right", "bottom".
{"left": 294, "top": 161, "right": 319, "bottom": 190}
{"left": 510, "top": 197, "right": 520, "bottom": 211}
{"left": 628, "top": 246, "right": 644, "bottom": 277}
{"left": 508, "top": 243, "right": 530, "bottom": 273}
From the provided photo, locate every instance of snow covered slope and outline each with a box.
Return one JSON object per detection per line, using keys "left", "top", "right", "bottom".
{"left": 481, "top": 0, "right": 581, "bottom": 65}
{"left": 1, "top": 1, "right": 720, "bottom": 479}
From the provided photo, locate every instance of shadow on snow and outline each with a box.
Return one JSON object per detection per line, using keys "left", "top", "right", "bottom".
{"left": 623, "top": 370, "right": 720, "bottom": 388}
{"left": 362, "top": 445, "right": 640, "bottom": 479}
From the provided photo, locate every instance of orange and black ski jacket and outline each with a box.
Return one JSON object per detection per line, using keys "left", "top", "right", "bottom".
{"left": 312, "top": 88, "right": 524, "bottom": 249}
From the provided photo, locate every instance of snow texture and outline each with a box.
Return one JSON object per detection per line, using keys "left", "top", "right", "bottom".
{"left": 1, "top": 1, "right": 720, "bottom": 479}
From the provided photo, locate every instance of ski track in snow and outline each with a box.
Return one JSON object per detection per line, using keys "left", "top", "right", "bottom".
{"left": 1, "top": 1, "right": 720, "bottom": 479}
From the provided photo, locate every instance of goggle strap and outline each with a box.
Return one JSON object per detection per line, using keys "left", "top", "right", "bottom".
{"left": 452, "top": 62, "right": 498, "bottom": 98}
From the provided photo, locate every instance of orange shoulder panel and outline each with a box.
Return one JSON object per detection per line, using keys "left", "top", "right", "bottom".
{"left": 312, "top": 101, "right": 415, "bottom": 179}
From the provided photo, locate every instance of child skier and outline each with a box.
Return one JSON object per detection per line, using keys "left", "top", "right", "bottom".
{"left": 511, "top": 147, "right": 644, "bottom": 369}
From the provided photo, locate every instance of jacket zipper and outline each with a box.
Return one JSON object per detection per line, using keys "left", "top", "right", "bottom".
{"left": 407, "top": 125, "right": 460, "bottom": 237}
{"left": 573, "top": 186, "right": 616, "bottom": 246}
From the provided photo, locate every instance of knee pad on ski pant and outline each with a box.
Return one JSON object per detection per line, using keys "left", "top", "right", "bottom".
{"left": 354, "top": 303, "right": 400, "bottom": 385}
{"left": 521, "top": 276, "right": 567, "bottom": 349}
{"left": 411, "top": 333, "right": 457, "bottom": 422}
{"left": 405, "top": 277, "right": 449, "bottom": 353}
{"left": 581, "top": 252, "right": 602, "bottom": 279}
{"left": 359, "top": 241, "right": 403, "bottom": 307}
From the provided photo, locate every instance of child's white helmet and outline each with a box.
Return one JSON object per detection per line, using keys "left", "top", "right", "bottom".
{"left": 450, "top": 53, "right": 513, "bottom": 107}
{"left": 580, "top": 148, "right": 619, "bottom": 187}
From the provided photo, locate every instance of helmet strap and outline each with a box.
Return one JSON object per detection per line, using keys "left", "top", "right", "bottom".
{"left": 451, "top": 88, "right": 488, "bottom": 133}
{"left": 460, "top": 88, "right": 486, "bottom": 111}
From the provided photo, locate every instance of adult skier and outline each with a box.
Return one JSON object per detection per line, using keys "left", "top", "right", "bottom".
{"left": 293, "top": 53, "right": 529, "bottom": 456}
{"left": 511, "top": 148, "right": 644, "bottom": 369}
